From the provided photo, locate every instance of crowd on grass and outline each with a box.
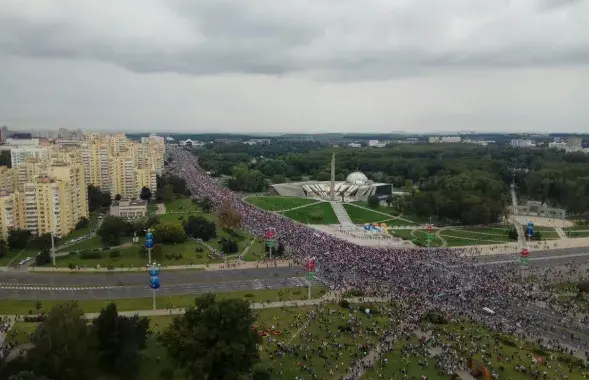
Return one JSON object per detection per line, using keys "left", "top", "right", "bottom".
{"left": 168, "top": 147, "right": 588, "bottom": 379}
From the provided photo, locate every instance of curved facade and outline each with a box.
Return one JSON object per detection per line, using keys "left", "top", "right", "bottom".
{"left": 346, "top": 171, "right": 369, "bottom": 184}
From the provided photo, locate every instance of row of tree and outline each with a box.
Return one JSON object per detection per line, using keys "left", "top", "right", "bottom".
{"left": 197, "top": 142, "right": 589, "bottom": 222}
{"left": 1, "top": 296, "right": 269, "bottom": 380}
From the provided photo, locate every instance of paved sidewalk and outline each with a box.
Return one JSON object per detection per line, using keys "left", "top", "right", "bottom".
{"left": 0, "top": 296, "right": 389, "bottom": 320}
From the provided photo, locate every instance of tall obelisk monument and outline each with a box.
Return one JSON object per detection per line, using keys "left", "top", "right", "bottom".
{"left": 330, "top": 153, "right": 336, "bottom": 201}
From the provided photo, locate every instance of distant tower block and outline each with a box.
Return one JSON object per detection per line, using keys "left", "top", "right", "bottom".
{"left": 330, "top": 153, "right": 336, "bottom": 201}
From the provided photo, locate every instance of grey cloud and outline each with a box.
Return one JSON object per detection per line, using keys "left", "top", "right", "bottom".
{"left": 0, "top": 0, "right": 588, "bottom": 80}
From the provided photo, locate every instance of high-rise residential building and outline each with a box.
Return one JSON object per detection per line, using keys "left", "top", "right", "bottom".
{"left": 80, "top": 133, "right": 162, "bottom": 198}
{"left": 0, "top": 191, "right": 19, "bottom": 241}
{"left": 0, "top": 166, "right": 17, "bottom": 193}
{"left": 22, "top": 173, "right": 87, "bottom": 238}
{"left": 48, "top": 162, "right": 88, "bottom": 228}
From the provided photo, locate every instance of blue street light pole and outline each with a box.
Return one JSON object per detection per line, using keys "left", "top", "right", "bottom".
{"left": 145, "top": 229, "right": 154, "bottom": 263}
{"left": 148, "top": 264, "right": 160, "bottom": 310}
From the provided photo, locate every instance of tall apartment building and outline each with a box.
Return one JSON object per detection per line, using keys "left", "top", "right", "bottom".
{"left": 22, "top": 174, "right": 87, "bottom": 238}
{"left": 80, "top": 133, "right": 162, "bottom": 198}
{"left": 0, "top": 191, "right": 18, "bottom": 241}
{"left": 0, "top": 166, "right": 16, "bottom": 193}
{"left": 48, "top": 163, "right": 88, "bottom": 228}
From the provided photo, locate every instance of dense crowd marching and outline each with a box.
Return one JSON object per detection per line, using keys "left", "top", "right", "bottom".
{"left": 168, "top": 147, "right": 588, "bottom": 378}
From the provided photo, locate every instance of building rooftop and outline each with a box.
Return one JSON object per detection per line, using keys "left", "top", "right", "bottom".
{"left": 111, "top": 199, "right": 147, "bottom": 207}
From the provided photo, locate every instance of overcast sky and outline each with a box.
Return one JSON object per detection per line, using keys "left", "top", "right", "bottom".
{"left": 1, "top": 0, "right": 588, "bottom": 134}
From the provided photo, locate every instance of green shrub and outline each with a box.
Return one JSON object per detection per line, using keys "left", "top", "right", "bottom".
{"left": 80, "top": 251, "right": 102, "bottom": 260}
{"left": 339, "top": 300, "right": 350, "bottom": 308}
{"left": 109, "top": 250, "right": 121, "bottom": 259}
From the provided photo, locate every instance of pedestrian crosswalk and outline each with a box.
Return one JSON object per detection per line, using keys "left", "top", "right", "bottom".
{"left": 0, "top": 283, "right": 116, "bottom": 291}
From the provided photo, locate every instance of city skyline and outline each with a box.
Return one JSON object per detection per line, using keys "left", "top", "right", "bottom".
{"left": 1, "top": 1, "right": 589, "bottom": 133}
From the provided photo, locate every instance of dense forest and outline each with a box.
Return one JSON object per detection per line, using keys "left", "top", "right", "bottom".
{"left": 194, "top": 142, "right": 589, "bottom": 224}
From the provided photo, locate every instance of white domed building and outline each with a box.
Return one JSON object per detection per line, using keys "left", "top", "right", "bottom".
{"left": 270, "top": 169, "right": 392, "bottom": 201}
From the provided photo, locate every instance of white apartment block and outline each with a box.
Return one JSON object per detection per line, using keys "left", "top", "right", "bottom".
{"left": 10, "top": 146, "right": 49, "bottom": 167}
{"left": 510, "top": 139, "right": 535, "bottom": 148}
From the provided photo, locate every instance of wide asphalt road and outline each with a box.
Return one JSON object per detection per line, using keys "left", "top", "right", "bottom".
{"left": 0, "top": 276, "right": 320, "bottom": 300}
{"left": 468, "top": 246, "right": 589, "bottom": 267}
{"left": 0, "top": 266, "right": 302, "bottom": 286}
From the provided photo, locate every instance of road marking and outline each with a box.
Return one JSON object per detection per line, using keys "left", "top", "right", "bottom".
{"left": 0, "top": 284, "right": 118, "bottom": 291}
{"left": 471, "top": 252, "right": 589, "bottom": 266}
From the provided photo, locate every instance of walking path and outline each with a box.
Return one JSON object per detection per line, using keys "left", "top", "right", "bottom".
{"left": 155, "top": 203, "right": 167, "bottom": 215}
{"left": 330, "top": 202, "right": 354, "bottom": 226}
{"left": 555, "top": 227, "right": 567, "bottom": 239}
{"left": 276, "top": 200, "right": 324, "bottom": 213}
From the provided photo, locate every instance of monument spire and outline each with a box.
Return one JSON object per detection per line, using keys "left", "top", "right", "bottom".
{"left": 330, "top": 152, "right": 336, "bottom": 201}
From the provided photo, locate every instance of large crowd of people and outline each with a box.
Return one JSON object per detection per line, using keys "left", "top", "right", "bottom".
{"left": 168, "top": 147, "right": 589, "bottom": 372}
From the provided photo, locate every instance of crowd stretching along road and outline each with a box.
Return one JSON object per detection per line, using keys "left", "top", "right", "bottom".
{"left": 169, "top": 147, "right": 589, "bottom": 361}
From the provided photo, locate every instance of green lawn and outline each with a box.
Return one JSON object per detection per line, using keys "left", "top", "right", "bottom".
{"left": 382, "top": 218, "right": 419, "bottom": 227}
{"left": 258, "top": 302, "right": 391, "bottom": 379}
{"left": 63, "top": 213, "right": 99, "bottom": 241}
{"left": 389, "top": 229, "right": 442, "bottom": 247}
{"left": 442, "top": 229, "right": 511, "bottom": 243}
{"left": 245, "top": 196, "right": 317, "bottom": 211}
{"left": 0, "top": 248, "right": 40, "bottom": 266}
{"left": 164, "top": 197, "right": 199, "bottom": 213}
{"left": 342, "top": 203, "right": 392, "bottom": 224}
{"left": 56, "top": 236, "right": 106, "bottom": 252}
{"left": 0, "top": 287, "right": 327, "bottom": 316}
{"left": 280, "top": 202, "right": 339, "bottom": 224}
{"left": 53, "top": 239, "right": 223, "bottom": 268}
{"left": 362, "top": 338, "right": 443, "bottom": 379}
{"left": 456, "top": 226, "right": 511, "bottom": 235}
{"left": 566, "top": 230, "right": 589, "bottom": 238}
{"left": 351, "top": 201, "right": 400, "bottom": 217}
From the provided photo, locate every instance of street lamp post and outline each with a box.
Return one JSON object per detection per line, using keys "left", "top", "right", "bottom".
{"left": 145, "top": 229, "right": 154, "bottom": 263}
{"left": 148, "top": 263, "right": 160, "bottom": 310}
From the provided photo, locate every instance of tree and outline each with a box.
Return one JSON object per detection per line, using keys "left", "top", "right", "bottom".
{"left": 30, "top": 233, "right": 56, "bottom": 251}
{"left": 140, "top": 187, "right": 152, "bottom": 201}
{"left": 199, "top": 197, "right": 214, "bottom": 213}
{"left": 97, "top": 216, "right": 128, "bottom": 246}
{"left": 8, "top": 371, "right": 51, "bottom": 380}
{"left": 8, "top": 228, "right": 31, "bottom": 250}
{"left": 25, "top": 302, "right": 97, "bottom": 380}
{"left": 87, "top": 185, "right": 111, "bottom": 212}
{"left": 151, "top": 243, "right": 164, "bottom": 261}
{"left": 160, "top": 294, "right": 261, "bottom": 380}
{"left": 35, "top": 250, "right": 51, "bottom": 266}
{"left": 75, "top": 217, "right": 89, "bottom": 230}
{"left": 0, "top": 150, "right": 11, "bottom": 167}
{"left": 252, "top": 367, "right": 272, "bottom": 380}
{"left": 219, "top": 238, "right": 239, "bottom": 254}
{"left": 218, "top": 204, "right": 242, "bottom": 230}
{"left": 115, "top": 194, "right": 122, "bottom": 201}
{"left": 183, "top": 216, "right": 216, "bottom": 241}
{"left": 152, "top": 222, "right": 187, "bottom": 244}
{"left": 162, "top": 184, "right": 174, "bottom": 202}
{"left": 367, "top": 195, "right": 380, "bottom": 208}
{"left": 0, "top": 239, "right": 7, "bottom": 258}
{"left": 93, "top": 303, "right": 149, "bottom": 378}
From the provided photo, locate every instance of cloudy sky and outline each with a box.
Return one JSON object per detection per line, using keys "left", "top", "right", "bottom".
{"left": 1, "top": 0, "right": 588, "bottom": 134}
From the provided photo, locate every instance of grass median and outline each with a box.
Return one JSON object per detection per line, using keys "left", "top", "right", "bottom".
{"left": 0, "top": 286, "right": 327, "bottom": 315}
